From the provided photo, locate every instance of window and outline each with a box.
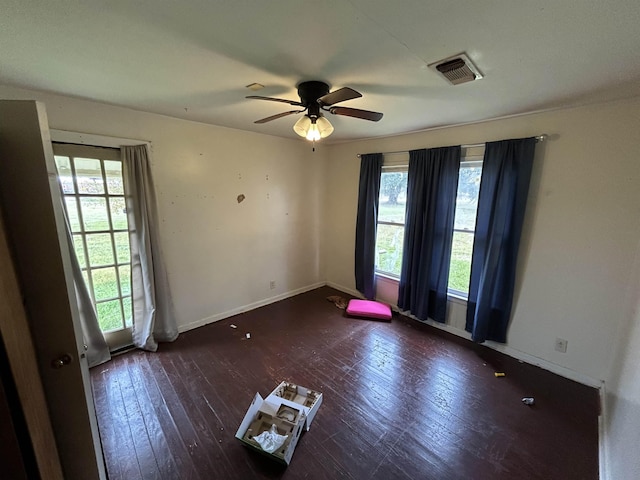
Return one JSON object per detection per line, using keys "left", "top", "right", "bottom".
{"left": 375, "top": 168, "right": 408, "bottom": 277}
{"left": 374, "top": 153, "right": 483, "bottom": 299}
{"left": 53, "top": 144, "right": 132, "bottom": 333}
{"left": 448, "top": 159, "right": 482, "bottom": 296}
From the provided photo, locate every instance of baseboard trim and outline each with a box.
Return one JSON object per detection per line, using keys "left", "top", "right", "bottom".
{"left": 325, "top": 281, "right": 602, "bottom": 388}
{"left": 178, "top": 282, "right": 326, "bottom": 333}
{"left": 325, "top": 281, "right": 362, "bottom": 299}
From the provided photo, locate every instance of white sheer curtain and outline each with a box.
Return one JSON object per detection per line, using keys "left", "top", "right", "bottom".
{"left": 122, "top": 145, "right": 178, "bottom": 351}
{"left": 60, "top": 201, "right": 111, "bottom": 367}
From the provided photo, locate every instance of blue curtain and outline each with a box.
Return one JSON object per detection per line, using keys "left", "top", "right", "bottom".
{"left": 466, "top": 137, "right": 536, "bottom": 343}
{"left": 398, "top": 146, "right": 461, "bottom": 323}
{"left": 355, "top": 153, "right": 383, "bottom": 299}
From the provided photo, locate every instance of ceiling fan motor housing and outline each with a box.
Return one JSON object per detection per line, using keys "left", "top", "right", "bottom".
{"left": 297, "top": 81, "right": 330, "bottom": 116}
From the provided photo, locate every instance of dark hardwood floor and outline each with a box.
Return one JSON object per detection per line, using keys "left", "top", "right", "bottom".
{"left": 91, "top": 286, "right": 599, "bottom": 479}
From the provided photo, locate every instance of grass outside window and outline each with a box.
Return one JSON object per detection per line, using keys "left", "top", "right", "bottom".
{"left": 54, "top": 147, "right": 133, "bottom": 333}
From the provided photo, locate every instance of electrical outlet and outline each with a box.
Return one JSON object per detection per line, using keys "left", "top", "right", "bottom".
{"left": 554, "top": 337, "right": 568, "bottom": 353}
{"left": 270, "top": 280, "right": 276, "bottom": 290}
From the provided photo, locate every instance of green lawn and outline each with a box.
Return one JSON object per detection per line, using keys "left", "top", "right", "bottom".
{"left": 376, "top": 201, "right": 474, "bottom": 294}
{"left": 68, "top": 202, "right": 132, "bottom": 332}
{"left": 449, "top": 231, "right": 474, "bottom": 292}
{"left": 56, "top": 155, "right": 133, "bottom": 333}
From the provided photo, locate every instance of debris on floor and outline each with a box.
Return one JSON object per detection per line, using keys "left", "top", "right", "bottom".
{"left": 522, "top": 397, "right": 535, "bottom": 406}
{"left": 246, "top": 333, "right": 251, "bottom": 339}
{"left": 494, "top": 372, "right": 506, "bottom": 377}
{"left": 230, "top": 324, "right": 237, "bottom": 329}
{"left": 327, "top": 295, "right": 348, "bottom": 309}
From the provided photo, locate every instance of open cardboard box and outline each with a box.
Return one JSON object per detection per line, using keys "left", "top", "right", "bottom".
{"left": 235, "top": 382, "right": 323, "bottom": 465}
{"left": 266, "top": 381, "right": 322, "bottom": 431}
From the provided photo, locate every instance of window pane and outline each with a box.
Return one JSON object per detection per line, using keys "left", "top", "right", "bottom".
{"left": 448, "top": 231, "right": 474, "bottom": 293}
{"left": 110, "top": 197, "right": 128, "bottom": 230}
{"left": 454, "top": 165, "right": 482, "bottom": 230}
{"left": 123, "top": 296, "right": 133, "bottom": 327}
{"left": 80, "top": 197, "right": 110, "bottom": 231}
{"left": 72, "top": 235, "right": 86, "bottom": 268}
{"left": 114, "top": 232, "right": 130, "bottom": 264}
{"left": 64, "top": 197, "right": 81, "bottom": 232}
{"left": 378, "top": 172, "right": 408, "bottom": 223}
{"left": 375, "top": 224, "right": 405, "bottom": 276}
{"left": 104, "top": 160, "right": 124, "bottom": 194}
{"left": 96, "top": 300, "right": 123, "bottom": 332}
{"left": 74, "top": 158, "right": 105, "bottom": 194}
{"left": 119, "top": 265, "right": 131, "bottom": 296}
{"left": 85, "top": 233, "right": 114, "bottom": 267}
{"left": 55, "top": 156, "right": 75, "bottom": 193}
{"left": 91, "top": 267, "right": 119, "bottom": 301}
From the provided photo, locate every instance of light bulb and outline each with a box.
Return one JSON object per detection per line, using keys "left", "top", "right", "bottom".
{"left": 293, "top": 115, "right": 334, "bottom": 141}
{"left": 306, "top": 123, "right": 321, "bottom": 141}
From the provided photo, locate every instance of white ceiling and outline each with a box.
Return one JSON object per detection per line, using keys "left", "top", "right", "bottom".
{"left": 1, "top": 0, "right": 639, "bottom": 143}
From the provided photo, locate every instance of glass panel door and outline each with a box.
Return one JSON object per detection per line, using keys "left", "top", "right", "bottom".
{"left": 53, "top": 143, "right": 132, "bottom": 350}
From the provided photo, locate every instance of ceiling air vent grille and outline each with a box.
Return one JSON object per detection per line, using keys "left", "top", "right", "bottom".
{"left": 429, "top": 53, "right": 483, "bottom": 85}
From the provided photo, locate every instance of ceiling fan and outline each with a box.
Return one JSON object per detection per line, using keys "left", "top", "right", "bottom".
{"left": 246, "top": 81, "right": 383, "bottom": 142}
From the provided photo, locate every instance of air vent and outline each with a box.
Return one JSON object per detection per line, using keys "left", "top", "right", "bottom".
{"left": 428, "top": 53, "right": 483, "bottom": 85}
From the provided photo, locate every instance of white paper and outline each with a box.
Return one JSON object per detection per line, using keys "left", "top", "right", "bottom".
{"left": 253, "top": 424, "right": 287, "bottom": 453}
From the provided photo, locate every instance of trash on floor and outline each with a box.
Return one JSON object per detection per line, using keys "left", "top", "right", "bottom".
{"left": 326, "top": 295, "right": 348, "bottom": 309}
{"left": 230, "top": 324, "right": 237, "bottom": 329}
{"left": 246, "top": 333, "right": 251, "bottom": 339}
{"left": 494, "top": 372, "right": 506, "bottom": 377}
{"left": 522, "top": 397, "right": 535, "bottom": 406}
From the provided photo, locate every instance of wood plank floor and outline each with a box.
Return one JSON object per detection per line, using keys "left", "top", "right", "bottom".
{"left": 91, "top": 286, "right": 599, "bottom": 479}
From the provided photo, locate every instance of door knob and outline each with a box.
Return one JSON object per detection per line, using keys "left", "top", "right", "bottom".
{"left": 51, "top": 353, "right": 73, "bottom": 369}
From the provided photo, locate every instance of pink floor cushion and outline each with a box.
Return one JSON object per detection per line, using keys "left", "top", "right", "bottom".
{"left": 346, "top": 299, "right": 392, "bottom": 321}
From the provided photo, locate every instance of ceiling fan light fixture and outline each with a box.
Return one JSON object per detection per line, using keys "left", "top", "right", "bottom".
{"left": 315, "top": 116, "right": 334, "bottom": 138}
{"left": 293, "top": 115, "right": 334, "bottom": 141}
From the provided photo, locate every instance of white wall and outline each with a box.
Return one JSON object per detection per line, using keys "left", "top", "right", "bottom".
{"left": 0, "top": 84, "right": 327, "bottom": 331}
{"left": 324, "top": 97, "right": 640, "bottom": 385}
{"left": 603, "top": 235, "right": 640, "bottom": 480}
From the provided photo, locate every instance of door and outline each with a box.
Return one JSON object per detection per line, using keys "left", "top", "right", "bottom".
{"left": 0, "top": 212, "right": 63, "bottom": 479}
{"left": 52, "top": 142, "right": 134, "bottom": 351}
{"left": 0, "top": 101, "right": 105, "bottom": 479}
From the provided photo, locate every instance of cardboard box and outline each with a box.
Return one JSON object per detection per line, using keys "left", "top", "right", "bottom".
{"left": 266, "top": 381, "right": 323, "bottom": 431}
{"left": 235, "top": 382, "right": 322, "bottom": 465}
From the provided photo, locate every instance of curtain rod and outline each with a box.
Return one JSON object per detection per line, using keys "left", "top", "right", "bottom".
{"left": 356, "top": 134, "right": 548, "bottom": 158}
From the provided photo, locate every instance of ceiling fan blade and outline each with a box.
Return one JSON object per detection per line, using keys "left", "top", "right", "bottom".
{"left": 317, "top": 87, "right": 362, "bottom": 106}
{"left": 254, "top": 110, "right": 303, "bottom": 124}
{"left": 246, "top": 95, "right": 304, "bottom": 107}
{"left": 329, "top": 106, "right": 383, "bottom": 122}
